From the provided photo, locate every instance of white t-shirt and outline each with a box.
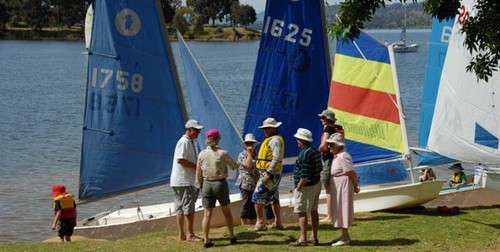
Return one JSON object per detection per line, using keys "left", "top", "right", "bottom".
{"left": 170, "top": 135, "right": 197, "bottom": 187}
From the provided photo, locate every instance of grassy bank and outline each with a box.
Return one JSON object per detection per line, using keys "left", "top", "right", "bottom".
{"left": 1, "top": 26, "right": 260, "bottom": 41}
{"left": 1, "top": 205, "right": 498, "bottom": 251}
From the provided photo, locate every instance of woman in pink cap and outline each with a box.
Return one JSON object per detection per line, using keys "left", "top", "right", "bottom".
{"left": 196, "top": 129, "right": 238, "bottom": 248}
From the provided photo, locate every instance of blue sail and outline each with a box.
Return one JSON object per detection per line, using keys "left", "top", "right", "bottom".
{"left": 244, "top": 0, "right": 331, "bottom": 173}
{"left": 177, "top": 32, "right": 243, "bottom": 163}
{"left": 417, "top": 17, "right": 455, "bottom": 165}
{"left": 79, "top": 0, "right": 186, "bottom": 201}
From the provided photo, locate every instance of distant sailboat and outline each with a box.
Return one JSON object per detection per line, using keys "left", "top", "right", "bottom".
{"left": 84, "top": 4, "right": 93, "bottom": 51}
{"left": 391, "top": 3, "right": 419, "bottom": 53}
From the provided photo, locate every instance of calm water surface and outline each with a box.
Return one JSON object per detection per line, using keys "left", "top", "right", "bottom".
{"left": 0, "top": 30, "right": 436, "bottom": 244}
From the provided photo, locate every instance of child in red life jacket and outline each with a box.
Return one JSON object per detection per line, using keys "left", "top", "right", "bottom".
{"left": 51, "top": 184, "right": 77, "bottom": 242}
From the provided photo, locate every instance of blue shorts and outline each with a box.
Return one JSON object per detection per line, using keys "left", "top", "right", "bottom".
{"left": 252, "top": 173, "right": 281, "bottom": 206}
{"left": 57, "top": 219, "right": 76, "bottom": 237}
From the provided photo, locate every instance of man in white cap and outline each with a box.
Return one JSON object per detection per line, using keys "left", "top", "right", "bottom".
{"left": 170, "top": 119, "right": 204, "bottom": 241}
{"left": 252, "top": 117, "right": 285, "bottom": 231}
{"left": 290, "top": 128, "right": 322, "bottom": 246}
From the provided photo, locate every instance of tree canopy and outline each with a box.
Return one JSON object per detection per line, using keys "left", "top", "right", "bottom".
{"left": 330, "top": 0, "right": 499, "bottom": 81}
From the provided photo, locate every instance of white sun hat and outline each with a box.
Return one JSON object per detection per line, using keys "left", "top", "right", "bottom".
{"left": 326, "top": 133, "right": 344, "bottom": 146}
{"left": 258, "top": 117, "right": 282, "bottom": 129}
{"left": 242, "top": 133, "right": 259, "bottom": 144}
{"left": 293, "top": 128, "right": 313, "bottom": 142}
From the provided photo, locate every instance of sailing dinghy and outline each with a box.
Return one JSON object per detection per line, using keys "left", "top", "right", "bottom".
{"left": 318, "top": 30, "right": 443, "bottom": 214}
{"left": 413, "top": 0, "right": 500, "bottom": 195}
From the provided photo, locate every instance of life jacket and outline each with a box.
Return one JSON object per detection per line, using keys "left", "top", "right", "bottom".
{"left": 451, "top": 172, "right": 466, "bottom": 185}
{"left": 256, "top": 135, "right": 284, "bottom": 173}
{"left": 53, "top": 193, "right": 77, "bottom": 219}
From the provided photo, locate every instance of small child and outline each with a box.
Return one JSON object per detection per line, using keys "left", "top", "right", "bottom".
{"left": 51, "top": 184, "right": 77, "bottom": 242}
{"left": 448, "top": 163, "right": 467, "bottom": 187}
{"left": 419, "top": 168, "right": 436, "bottom": 182}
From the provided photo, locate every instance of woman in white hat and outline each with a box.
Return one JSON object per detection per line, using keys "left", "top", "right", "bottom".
{"left": 235, "top": 133, "right": 260, "bottom": 225}
{"left": 326, "top": 133, "right": 359, "bottom": 247}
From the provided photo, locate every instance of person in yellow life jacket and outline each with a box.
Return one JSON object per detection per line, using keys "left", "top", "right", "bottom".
{"left": 252, "top": 117, "right": 285, "bottom": 231}
{"left": 448, "top": 163, "right": 467, "bottom": 187}
{"left": 51, "top": 184, "right": 77, "bottom": 242}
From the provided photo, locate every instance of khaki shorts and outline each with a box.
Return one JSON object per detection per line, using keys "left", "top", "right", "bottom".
{"left": 172, "top": 186, "right": 198, "bottom": 215}
{"left": 293, "top": 183, "right": 321, "bottom": 213}
{"left": 202, "top": 179, "right": 230, "bottom": 208}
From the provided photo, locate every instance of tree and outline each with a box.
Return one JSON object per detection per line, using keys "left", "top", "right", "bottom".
{"left": 237, "top": 5, "right": 256, "bottom": 29}
{"left": 187, "top": 0, "right": 238, "bottom": 26}
{"left": 160, "top": 0, "right": 182, "bottom": 26}
{"left": 330, "top": 0, "right": 499, "bottom": 81}
{"left": 172, "top": 7, "right": 195, "bottom": 35}
{"left": 0, "top": 0, "right": 10, "bottom": 29}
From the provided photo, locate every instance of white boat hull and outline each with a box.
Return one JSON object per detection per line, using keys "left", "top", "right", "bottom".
{"left": 73, "top": 193, "right": 298, "bottom": 240}
{"left": 318, "top": 180, "right": 443, "bottom": 214}
{"left": 393, "top": 43, "right": 419, "bottom": 53}
{"left": 74, "top": 181, "right": 444, "bottom": 240}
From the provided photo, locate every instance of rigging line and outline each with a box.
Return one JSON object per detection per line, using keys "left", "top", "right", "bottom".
{"left": 176, "top": 31, "right": 243, "bottom": 141}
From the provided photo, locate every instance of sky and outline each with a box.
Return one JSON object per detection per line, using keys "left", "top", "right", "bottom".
{"left": 240, "top": 0, "right": 266, "bottom": 13}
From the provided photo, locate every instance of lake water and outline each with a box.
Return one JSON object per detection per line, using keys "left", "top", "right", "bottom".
{"left": 0, "top": 30, "right": 445, "bottom": 244}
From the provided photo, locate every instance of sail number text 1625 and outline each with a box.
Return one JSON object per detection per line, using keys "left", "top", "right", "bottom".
{"left": 262, "top": 16, "right": 312, "bottom": 47}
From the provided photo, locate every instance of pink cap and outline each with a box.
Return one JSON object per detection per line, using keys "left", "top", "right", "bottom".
{"left": 206, "top": 129, "right": 220, "bottom": 139}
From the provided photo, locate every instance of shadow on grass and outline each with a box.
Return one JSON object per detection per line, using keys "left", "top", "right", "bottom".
{"left": 350, "top": 238, "right": 419, "bottom": 247}
{"left": 464, "top": 219, "right": 500, "bottom": 230}
{"left": 355, "top": 215, "right": 409, "bottom": 221}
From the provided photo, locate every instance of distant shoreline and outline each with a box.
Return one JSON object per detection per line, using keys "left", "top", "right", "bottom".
{"left": 0, "top": 27, "right": 261, "bottom": 42}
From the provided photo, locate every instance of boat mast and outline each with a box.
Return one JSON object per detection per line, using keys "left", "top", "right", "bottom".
{"left": 320, "top": 0, "right": 332, "bottom": 79}
{"left": 388, "top": 44, "right": 415, "bottom": 183}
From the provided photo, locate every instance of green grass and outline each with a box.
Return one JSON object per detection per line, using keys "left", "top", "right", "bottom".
{"left": 2, "top": 205, "right": 499, "bottom": 251}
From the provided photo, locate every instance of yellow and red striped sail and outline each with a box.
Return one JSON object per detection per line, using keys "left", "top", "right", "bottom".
{"left": 328, "top": 32, "right": 410, "bottom": 185}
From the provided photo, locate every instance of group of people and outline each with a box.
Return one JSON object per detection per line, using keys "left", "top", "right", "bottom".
{"left": 169, "top": 109, "right": 359, "bottom": 248}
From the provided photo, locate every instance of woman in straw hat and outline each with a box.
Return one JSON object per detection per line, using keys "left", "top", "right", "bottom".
{"left": 326, "top": 133, "right": 359, "bottom": 247}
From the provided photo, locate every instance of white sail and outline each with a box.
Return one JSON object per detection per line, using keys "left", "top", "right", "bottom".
{"left": 428, "top": 0, "right": 500, "bottom": 164}
{"left": 84, "top": 4, "right": 93, "bottom": 50}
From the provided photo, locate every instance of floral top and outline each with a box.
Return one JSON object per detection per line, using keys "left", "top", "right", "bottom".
{"left": 235, "top": 150, "right": 259, "bottom": 191}
{"left": 197, "top": 146, "right": 237, "bottom": 182}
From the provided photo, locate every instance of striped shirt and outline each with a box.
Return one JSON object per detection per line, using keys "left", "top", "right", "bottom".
{"left": 293, "top": 146, "right": 322, "bottom": 187}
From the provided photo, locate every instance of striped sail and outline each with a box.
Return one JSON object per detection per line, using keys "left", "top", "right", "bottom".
{"left": 329, "top": 32, "right": 409, "bottom": 185}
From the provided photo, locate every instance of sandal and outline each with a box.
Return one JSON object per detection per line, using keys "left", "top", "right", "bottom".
{"left": 251, "top": 225, "right": 267, "bottom": 231}
{"left": 203, "top": 242, "right": 214, "bottom": 248}
{"left": 290, "top": 240, "right": 308, "bottom": 246}
{"left": 270, "top": 223, "right": 285, "bottom": 230}
{"left": 230, "top": 236, "right": 237, "bottom": 245}
{"left": 308, "top": 238, "right": 319, "bottom": 246}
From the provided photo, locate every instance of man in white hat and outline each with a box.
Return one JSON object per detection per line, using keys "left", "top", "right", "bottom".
{"left": 170, "top": 119, "right": 204, "bottom": 241}
{"left": 289, "top": 128, "right": 322, "bottom": 246}
{"left": 252, "top": 117, "right": 285, "bottom": 231}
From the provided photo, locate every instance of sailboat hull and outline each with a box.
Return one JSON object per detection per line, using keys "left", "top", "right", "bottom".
{"left": 73, "top": 193, "right": 299, "bottom": 240}
{"left": 318, "top": 180, "right": 444, "bottom": 214}
{"left": 392, "top": 43, "right": 419, "bottom": 53}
